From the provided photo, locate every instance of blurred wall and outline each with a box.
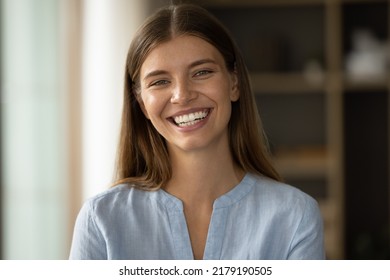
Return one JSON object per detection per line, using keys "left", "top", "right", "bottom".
{"left": 1, "top": 0, "right": 67, "bottom": 259}
{"left": 1, "top": 0, "right": 147, "bottom": 259}
{"left": 81, "top": 0, "right": 146, "bottom": 201}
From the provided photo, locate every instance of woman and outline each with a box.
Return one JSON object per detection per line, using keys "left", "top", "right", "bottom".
{"left": 70, "top": 3, "right": 325, "bottom": 260}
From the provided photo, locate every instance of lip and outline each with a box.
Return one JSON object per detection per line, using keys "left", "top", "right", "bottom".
{"left": 167, "top": 107, "right": 213, "bottom": 131}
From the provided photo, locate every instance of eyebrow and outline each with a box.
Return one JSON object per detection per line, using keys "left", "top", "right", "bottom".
{"left": 189, "top": 58, "right": 217, "bottom": 68}
{"left": 143, "top": 58, "right": 217, "bottom": 81}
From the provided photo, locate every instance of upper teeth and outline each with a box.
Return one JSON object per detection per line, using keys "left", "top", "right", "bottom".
{"left": 174, "top": 110, "right": 209, "bottom": 126}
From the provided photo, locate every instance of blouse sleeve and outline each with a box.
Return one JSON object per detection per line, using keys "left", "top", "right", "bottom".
{"left": 287, "top": 196, "right": 326, "bottom": 260}
{"left": 69, "top": 200, "right": 107, "bottom": 260}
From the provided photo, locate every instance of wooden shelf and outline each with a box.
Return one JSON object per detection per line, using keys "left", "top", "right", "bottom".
{"left": 341, "top": 0, "right": 386, "bottom": 4}
{"left": 252, "top": 72, "right": 390, "bottom": 93}
{"left": 199, "top": 0, "right": 325, "bottom": 7}
{"left": 251, "top": 73, "right": 326, "bottom": 93}
{"left": 343, "top": 74, "right": 389, "bottom": 91}
{"left": 272, "top": 147, "right": 328, "bottom": 179}
{"left": 318, "top": 200, "right": 343, "bottom": 259}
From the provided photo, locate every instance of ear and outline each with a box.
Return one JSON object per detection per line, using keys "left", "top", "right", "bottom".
{"left": 229, "top": 71, "right": 240, "bottom": 102}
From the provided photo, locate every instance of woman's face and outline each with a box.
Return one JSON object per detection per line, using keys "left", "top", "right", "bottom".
{"left": 138, "top": 35, "right": 239, "bottom": 154}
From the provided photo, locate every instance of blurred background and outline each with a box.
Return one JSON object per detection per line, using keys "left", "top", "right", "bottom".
{"left": 0, "top": 0, "right": 389, "bottom": 259}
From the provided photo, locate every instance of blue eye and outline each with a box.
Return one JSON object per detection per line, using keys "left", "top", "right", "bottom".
{"left": 194, "top": 70, "right": 213, "bottom": 77}
{"left": 150, "top": 80, "right": 169, "bottom": 87}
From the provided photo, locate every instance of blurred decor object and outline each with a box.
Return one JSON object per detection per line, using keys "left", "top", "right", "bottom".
{"left": 345, "top": 29, "right": 388, "bottom": 82}
{"left": 303, "top": 59, "right": 325, "bottom": 85}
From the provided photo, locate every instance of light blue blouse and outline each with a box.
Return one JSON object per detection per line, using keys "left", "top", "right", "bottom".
{"left": 69, "top": 173, "right": 325, "bottom": 259}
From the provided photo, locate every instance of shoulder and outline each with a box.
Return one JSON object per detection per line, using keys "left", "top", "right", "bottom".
{"left": 249, "top": 173, "right": 317, "bottom": 202}
{"left": 80, "top": 184, "right": 162, "bottom": 218}
{"left": 246, "top": 173, "right": 320, "bottom": 217}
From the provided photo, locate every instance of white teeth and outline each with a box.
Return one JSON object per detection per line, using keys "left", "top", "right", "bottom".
{"left": 173, "top": 110, "right": 209, "bottom": 127}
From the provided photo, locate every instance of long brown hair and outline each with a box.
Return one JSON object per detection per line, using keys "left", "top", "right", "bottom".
{"left": 114, "top": 4, "right": 281, "bottom": 190}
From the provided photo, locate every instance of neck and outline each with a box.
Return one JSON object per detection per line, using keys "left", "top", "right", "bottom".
{"left": 164, "top": 142, "right": 244, "bottom": 207}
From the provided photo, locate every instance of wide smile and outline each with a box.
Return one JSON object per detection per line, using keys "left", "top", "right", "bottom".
{"left": 169, "top": 108, "right": 211, "bottom": 128}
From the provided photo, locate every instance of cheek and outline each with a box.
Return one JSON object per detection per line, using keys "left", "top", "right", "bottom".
{"left": 208, "top": 82, "right": 234, "bottom": 106}
{"left": 140, "top": 93, "right": 166, "bottom": 121}
{"left": 209, "top": 84, "right": 234, "bottom": 119}
{"left": 208, "top": 74, "right": 235, "bottom": 97}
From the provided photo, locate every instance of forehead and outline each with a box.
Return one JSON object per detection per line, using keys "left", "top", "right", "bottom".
{"left": 140, "top": 35, "right": 225, "bottom": 76}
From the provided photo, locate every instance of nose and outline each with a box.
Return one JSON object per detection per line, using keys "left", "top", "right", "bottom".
{"left": 170, "top": 80, "right": 197, "bottom": 105}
